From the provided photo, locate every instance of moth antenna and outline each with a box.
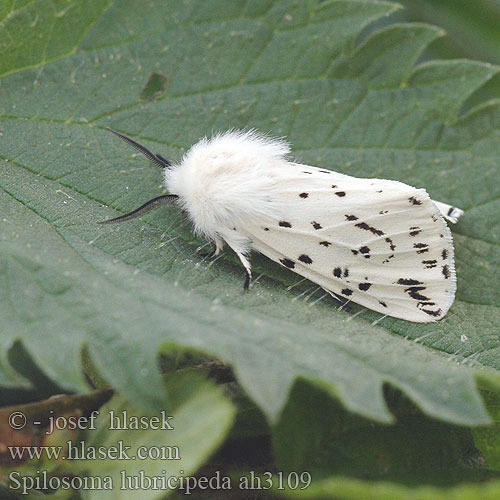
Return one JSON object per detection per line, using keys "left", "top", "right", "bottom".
{"left": 106, "top": 127, "right": 172, "bottom": 168}
{"left": 98, "top": 194, "right": 178, "bottom": 224}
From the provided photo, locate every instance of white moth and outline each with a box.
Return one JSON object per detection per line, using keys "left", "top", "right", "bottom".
{"left": 100, "top": 128, "right": 463, "bottom": 323}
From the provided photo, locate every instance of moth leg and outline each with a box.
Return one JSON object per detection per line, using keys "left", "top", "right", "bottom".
{"left": 240, "top": 254, "right": 252, "bottom": 291}
{"left": 201, "top": 239, "right": 224, "bottom": 258}
{"left": 223, "top": 239, "right": 252, "bottom": 290}
{"left": 201, "top": 248, "right": 217, "bottom": 259}
{"left": 231, "top": 250, "right": 252, "bottom": 291}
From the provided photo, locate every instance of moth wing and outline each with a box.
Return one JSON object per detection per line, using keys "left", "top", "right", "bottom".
{"left": 241, "top": 164, "right": 457, "bottom": 322}
{"left": 432, "top": 200, "right": 464, "bottom": 224}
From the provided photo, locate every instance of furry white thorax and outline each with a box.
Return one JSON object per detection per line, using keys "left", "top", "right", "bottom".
{"left": 164, "top": 130, "right": 290, "bottom": 253}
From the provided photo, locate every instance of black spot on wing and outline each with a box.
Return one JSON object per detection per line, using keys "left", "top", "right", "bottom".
{"left": 447, "top": 207, "right": 454, "bottom": 216}
{"left": 331, "top": 185, "right": 337, "bottom": 188}
{"left": 341, "top": 288, "right": 353, "bottom": 296}
{"left": 409, "top": 196, "right": 422, "bottom": 206}
{"left": 359, "top": 246, "right": 370, "bottom": 258}
{"left": 333, "top": 267, "right": 349, "bottom": 279}
{"left": 279, "top": 221, "right": 292, "bottom": 228}
{"left": 405, "top": 286, "right": 430, "bottom": 301}
{"left": 418, "top": 300, "right": 443, "bottom": 317}
{"left": 345, "top": 214, "right": 358, "bottom": 221}
{"left": 442, "top": 264, "right": 450, "bottom": 279}
{"left": 422, "top": 259, "right": 437, "bottom": 269}
{"left": 358, "top": 282, "right": 372, "bottom": 291}
{"left": 417, "top": 301, "right": 436, "bottom": 308}
{"left": 422, "top": 308, "right": 442, "bottom": 317}
{"left": 335, "top": 191, "right": 346, "bottom": 197}
{"left": 397, "top": 278, "right": 423, "bottom": 285}
{"left": 320, "top": 240, "right": 331, "bottom": 247}
{"left": 299, "top": 193, "right": 309, "bottom": 198}
{"left": 311, "top": 221, "right": 322, "bottom": 230}
{"left": 264, "top": 227, "right": 269, "bottom": 231}
{"left": 319, "top": 169, "right": 331, "bottom": 174}
{"left": 280, "top": 258, "right": 295, "bottom": 269}
{"left": 302, "top": 171, "right": 312, "bottom": 174}
{"left": 298, "top": 254, "right": 313, "bottom": 264}
{"left": 413, "top": 243, "right": 429, "bottom": 254}
{"left": 385, "top": 237, "right": 396, "bottom": 251}
{"left": 355, "top": 222, "right": 384, "bottom": 237}
{"left": 409, "top": 226, "right": 421, "bottom": 237}
{"left": 379, "top": 301, "right": 388, "bottom": 308}
{"left": 442, "top": 249, "right": 448, "bottom": 260}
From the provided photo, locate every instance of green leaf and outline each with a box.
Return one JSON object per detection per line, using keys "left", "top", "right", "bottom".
{"left": 1, "top": 0, "right": 500, "bottom": 431}
{"left": 375, "top": 1, "right": 500, "bottom": 117}
{"left": 275, "top": 476, "right": 500, "bottom": 500}
{"left": 82, "top": 372, "right": 235, "bottom": 499}
{"left": 0, "top": 0, "right": 113, "bottom": 77}
{"left": 273, "top": 379, "right": 495, "bottom": 485}
{"left": 473, "top": 374, "right": 500, "bottom": 471}
{"left": 394, "top": 0, "right": 500, "bottom": 65}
